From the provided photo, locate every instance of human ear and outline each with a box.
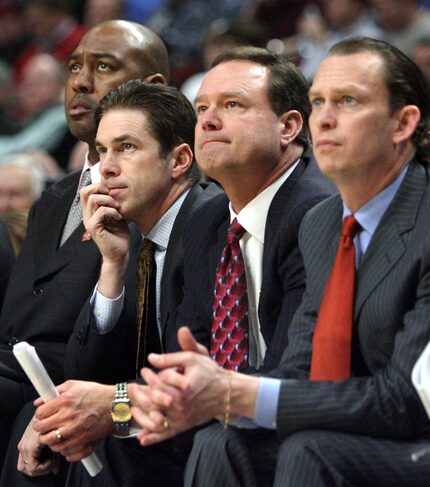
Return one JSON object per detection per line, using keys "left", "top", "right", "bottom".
{"left": 392, "top": 105, "right": 421, "bottom": 145}
{"left": 144, "top": 73, "right": 167, "bottom": 85}
{"left": 171, "top": 143, "right": 193, "bottom": 179}
{"left": 280, "top": 110, "right": 303, "bottom": 150}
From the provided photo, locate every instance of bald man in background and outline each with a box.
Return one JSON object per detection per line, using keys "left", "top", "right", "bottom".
{"left": 0, "top": 19, "right": 169, "bottom": 482}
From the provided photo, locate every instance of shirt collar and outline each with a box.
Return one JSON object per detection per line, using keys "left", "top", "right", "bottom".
{"left": 229, "top": 159, "right": 300, "bottom": 243}
{"left": 145, "top": 189, "right": 190, "bottom": 250}
{"left": 342, "top": 164, "right": 408, "bottom": 238}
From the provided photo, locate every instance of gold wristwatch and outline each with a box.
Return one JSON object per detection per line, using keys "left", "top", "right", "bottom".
{"left": 111, "top": 382, "right": 132, "bottom": 436}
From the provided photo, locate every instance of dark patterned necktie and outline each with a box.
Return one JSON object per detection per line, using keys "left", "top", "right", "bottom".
{"left": 210, "top": 218, "right": 249, "bottom": 371}
{"left": 135, "top": 239, "right": 158, "bottom": 376}
{"left": 60, "top": 169, "right": 92, "bottom": 246}
{"left": 310, "top": 215, "right": 361, "bottom": 381}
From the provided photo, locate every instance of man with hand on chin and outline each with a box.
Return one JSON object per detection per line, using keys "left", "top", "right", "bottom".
{"left": 0, "top": 19, "right": 170, "bottom": 486}
{"left": 30, "top": 80, "right": 218, "bottom": 487}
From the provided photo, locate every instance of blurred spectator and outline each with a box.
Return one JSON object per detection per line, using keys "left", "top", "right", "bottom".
{"left": 83, "top": 0, "right": 122, "bottom": 28}
{"left": 13, "top": 0, "right": 86, "bottom": 83}
{"left": 67, "top": 139, "right": 88, "bottom": 172}
{"left": 181, "top": 18, "right": 266, "bottom": 102}
{"left": 123, "top": 0, "right": 165, "bottom": 23}
{"left": 0, "top": 153, "right": 47, "bottom": 215}
{"left": 16, "top": 52, "right": 64, "bottom": 120}
{"left": 0, "top": 216, "right": 15, "bottom": 309}
{"left": 0, "top": 1, "right": 29, "bottom": 66}
{"left": 0, "top": 54, "right": 69, "bottom": 169}
{"left": 242, "top": 0, "right": 323, "bottom": 40}
{"left": 371, "top": 0, "right": 430, "bottom": 56}
{"left": 147, "top": 0, "right": 244, "bottom": 86}
{"left": 1, "top": 211, "right": 28, "bottom": 255}
{"left": 0, "top": 60, "right": 20, "bottom": 135}
{"left": 284, "top": 0, "right": 383, "bottom": 81}
{"left": 412, "top": 36, "right": 430, "bottom": 85}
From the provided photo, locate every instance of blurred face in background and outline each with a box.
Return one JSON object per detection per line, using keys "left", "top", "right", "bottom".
{"left": 324, "top": 0, "right": 365, "bottom": 29}
{"left": 84, "top": 0, "right": 122, "bottom": 28}
{"left": 17, "top": 54, "right": 65, "bottom": 118}
{"left": 0, "top": 166, "right": 37, "bottom": 214}
{"left": 412, "top": 42, "right": 430, "bottom": 85}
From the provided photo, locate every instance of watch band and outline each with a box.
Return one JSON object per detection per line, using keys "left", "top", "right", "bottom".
{"left": 115, "top": 382, "right": 128, "bottom": 401}
{"left": 112, "top": 382, "right": 131, "bottom": 435}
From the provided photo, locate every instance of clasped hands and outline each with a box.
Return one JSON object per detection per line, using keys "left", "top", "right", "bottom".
{"left": 129, "top": 327, "right": 230, "bottom": 447}
{"left": 17, "top": 328, "right": 231, "bottom": 477}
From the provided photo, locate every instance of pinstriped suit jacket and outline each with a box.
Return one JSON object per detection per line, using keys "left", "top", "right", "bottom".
{"left": 275, "top": 159, "right": 430, "bottom": 441}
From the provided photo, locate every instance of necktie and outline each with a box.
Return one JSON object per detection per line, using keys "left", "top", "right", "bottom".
{"left": 135, "top": 239, "right": 159, "bottom": 376}
{"left": 310, "top": 215, "right": 361, "bottom": 381}
{"left": 210, "top": 218, "right": 249, "bottom": 371}
{"left": 60, "top": 169, "right": 92, "bottom": 246}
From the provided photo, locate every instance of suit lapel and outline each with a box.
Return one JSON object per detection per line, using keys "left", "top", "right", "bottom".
{"left": 354, "top": 161, "right": 427, "bottom": 317}
{"left": 33, "top": 171, "right": 81, "bottom": 281}
{"left": 262, "top": 159, "right": 307, "bottom": 272}
{"left": 159, "top": 185, "right": 203, "bottom": 330}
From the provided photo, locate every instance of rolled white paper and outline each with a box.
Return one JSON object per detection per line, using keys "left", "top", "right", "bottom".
{"left": 412, "top": 340, "right": 430, "bottom": 420}
{"left": 411, "top": 341, "right": 430, "bottom": 461}
{"left": 13, "top": 341, "right": 103, "bottom": 477}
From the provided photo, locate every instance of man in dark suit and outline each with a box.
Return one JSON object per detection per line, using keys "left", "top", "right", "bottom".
{"left": 130, "top": 38, "right": 430, "bottom": 487}
{"left": 0, "top": 19, "right": 170, "bottom": 479}
{"left": 173, "top": 46, "right": 334, "bottom": 377}
{"left": 27, "top": 81, "right": 219, "bottom": 487}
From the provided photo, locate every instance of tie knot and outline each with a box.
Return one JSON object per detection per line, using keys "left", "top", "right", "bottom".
{"left": 139, "top": 239, "right": 155, "bottom": 262}
{"left": 227, "top": 218, "right": 246, "bottom": 244}
{"left": 80, "top": 169, "right": 92, "bottom": 189}
{"left": 341, "top": 215, "right": 360, "bottom": 239}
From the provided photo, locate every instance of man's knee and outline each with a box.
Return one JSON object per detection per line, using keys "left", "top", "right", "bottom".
{"left": 193, "top": 423, "right": 234, "bottom": 456}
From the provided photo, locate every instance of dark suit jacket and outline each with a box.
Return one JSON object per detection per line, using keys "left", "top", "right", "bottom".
{"left": 176, "top": 157, "right": 335, "bottom": 372}
{"left": 0, "top": 218, "right": 15, "bottom": 312}
{"left": 275, "top": 159, "right": 430, "bottom": 441}
{"left": 0, "top": 171, "right": 101, "bottom": 385}
{"left": 65, "top": 183, "right": 221, "bottom": 384}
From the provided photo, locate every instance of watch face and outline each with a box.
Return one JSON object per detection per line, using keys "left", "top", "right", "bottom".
{"left": 112, "top": 402, "right": 132, "bottom": 422}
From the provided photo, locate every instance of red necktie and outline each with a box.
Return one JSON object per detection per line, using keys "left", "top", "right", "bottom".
{"left": 310, "top": 215, "right": 361, "bottom": 381}
{"left": 210, "top": 218, "right": 249, "bottom": 371}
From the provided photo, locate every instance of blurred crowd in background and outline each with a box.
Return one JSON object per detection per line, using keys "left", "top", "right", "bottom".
{"left": 0, "top": 0, "right": 430, "bottom": 253}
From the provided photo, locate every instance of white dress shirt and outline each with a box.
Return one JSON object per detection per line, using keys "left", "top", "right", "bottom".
{"left": 91, "top": 190, "right": 189, "bottom": 337}
{"left": 230, "top": 160, "right": 300, "bottom": 368}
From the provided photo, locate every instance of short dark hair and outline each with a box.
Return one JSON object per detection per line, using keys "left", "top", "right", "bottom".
{"left": 329, "top": 37, "right": 430, "bottom": 159}
{"left": 211, "top": 46, "right": 311, "bottom": 152}
{"left": 96, "top": 80, "right": 200, "bottom": 183}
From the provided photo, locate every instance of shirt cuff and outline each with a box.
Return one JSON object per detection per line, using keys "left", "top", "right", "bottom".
{"left": 254, "top": 377, "right": 281, "bottom": 429}
{"left": 90, "top": 285, "right": 125, "bottom": 334}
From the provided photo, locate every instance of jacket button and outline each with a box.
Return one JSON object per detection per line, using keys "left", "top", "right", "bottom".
{"left": 8, "top": 336, "right": 19, "bottom": 348}
{"left": 33, "top": 288, "right": 43, "bottom": 296}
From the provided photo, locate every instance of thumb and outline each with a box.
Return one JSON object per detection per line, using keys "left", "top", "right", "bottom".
{"left": 177, "top": 327, "right": 209, "bottom": 356}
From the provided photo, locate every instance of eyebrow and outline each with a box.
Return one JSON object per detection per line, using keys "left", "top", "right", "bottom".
{"left": 194, "top": 90, "right": 249, "bottom": 105}
{"left": 309, "top": 84, "right": 364, "bottom": 97}
{"left": 69, "top": 52, "right": 120, "bottom": 62}
{"left": 95, "top": 134, "right": 141, "bottom": 147}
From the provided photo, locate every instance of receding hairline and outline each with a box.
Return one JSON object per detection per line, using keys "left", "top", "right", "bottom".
{"left": 77, "top": 20, "right": 170, "bottom": 80}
